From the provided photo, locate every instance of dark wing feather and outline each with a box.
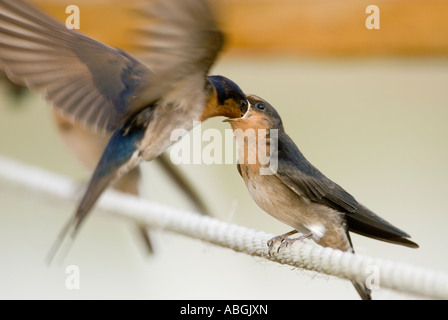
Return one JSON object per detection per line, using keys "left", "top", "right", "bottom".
{"left": 0, "top": 0, "right": 224, "bottom": 133}
{"left": 272, "top": 132, "right": 359, "bottom": 213}
{"left": 272, "top": 131, "right": 418, "bottom": 248}
{"left": 0, "top": 0, "right": 152, "bottom": 133}
{"left": 132, "top": 0, "right": 224, "bottom": 92}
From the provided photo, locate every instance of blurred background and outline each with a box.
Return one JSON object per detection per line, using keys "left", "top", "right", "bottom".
{"left": 0, "top": 0, "right": 447, "bottom": 299}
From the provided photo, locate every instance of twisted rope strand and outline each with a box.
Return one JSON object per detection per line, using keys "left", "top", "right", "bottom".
{"left": 0, "top": 156, "right": 446, "bottom": 299}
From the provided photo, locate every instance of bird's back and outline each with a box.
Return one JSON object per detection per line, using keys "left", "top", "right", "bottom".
{"left": 274, "top": 131, "right": 418, "bottom": 248}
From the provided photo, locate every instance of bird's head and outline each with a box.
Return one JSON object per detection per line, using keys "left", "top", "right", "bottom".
{"left": 201, "top": 75, "right": 248, "bottom": 121}
{"left": 224, "top": 94, "right": 283, "bottom": 132}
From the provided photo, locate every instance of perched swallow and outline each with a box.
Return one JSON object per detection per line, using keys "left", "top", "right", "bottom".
{"left": 226, "top": 95, "right": 418, "bottom": 300}
{"left": 0, "top": 0, "right": 248, "bottom": 261}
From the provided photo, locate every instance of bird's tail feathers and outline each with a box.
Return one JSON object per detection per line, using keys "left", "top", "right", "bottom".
{"left": 352, "top": 280, "right": 372, "bottom": 300}
{"left": 46, "top": 215, "right": 79, "bottom": 266}
{"left": 347, "top": 204, "right": 419, "bottom": 249}
{"left": 46, "top": 168, "right": 118, "bottom": 265}
{"left": 346, "top": 232, "right": 372, "bottom": 300}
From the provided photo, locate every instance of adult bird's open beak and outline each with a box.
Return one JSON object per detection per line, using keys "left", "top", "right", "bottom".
{"left": 224, "top": 104, "right": 252, "bottom": 122}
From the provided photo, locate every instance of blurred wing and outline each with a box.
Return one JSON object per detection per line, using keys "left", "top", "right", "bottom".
{"left": 0, "top": 0, "right": 153, "bottom": 133}
{"left": 133, "top": 0, "right": 224, "bottom": 96}
{"left": 272, "top": 132, "right": 417, "bottom": 246}
{"left": 0, "top": 0, "right": 224, "bottom": 133}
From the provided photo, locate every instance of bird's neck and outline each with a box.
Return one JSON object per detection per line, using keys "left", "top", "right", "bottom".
{"left": 199, "top": 82, "right": 219, "bottom": 121}
{"left": 232, "top": 126, "right": 275, "bottom": 167}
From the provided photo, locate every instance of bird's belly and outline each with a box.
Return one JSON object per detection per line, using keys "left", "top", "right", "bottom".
{"left": 245, "top": 172, "right": 343, "bottom": 242}
{"left": 246, "top": 174, "right": 306, "bottom": 227}
{"left": 138, "top": 72, "right": 208, "bottom": 161}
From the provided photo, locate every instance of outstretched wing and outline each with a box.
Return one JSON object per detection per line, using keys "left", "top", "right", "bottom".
{"left": 0, "top": 0, "right": 152, "bottom": 133}
{"left": 271, "top": 131, "right": 418, "bottom": 248}
{"left": 132, "top": 0, "right": 224, "bottom": 91}
{"left": 0, "top": 0, "right": 225, "bottom": 133}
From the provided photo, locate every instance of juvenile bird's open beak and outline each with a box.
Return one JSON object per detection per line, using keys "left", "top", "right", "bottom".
{"left": 223, "top": 104, "right": 251, "bottom": 122}
{"left": 223, "top": 117, "right": 240, "bottom": 123}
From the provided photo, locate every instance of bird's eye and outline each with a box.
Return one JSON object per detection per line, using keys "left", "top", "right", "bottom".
{"left": 256, "top": 103, "right": 265, "bottom": 110}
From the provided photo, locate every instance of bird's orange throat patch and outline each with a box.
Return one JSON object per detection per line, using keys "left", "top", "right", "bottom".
{"left": 200, "top": 91, "right": 243, "bottom": 121}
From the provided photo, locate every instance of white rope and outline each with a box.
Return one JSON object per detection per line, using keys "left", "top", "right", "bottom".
{"left": 0, "top": 155, "right": 447, "bottom": 299}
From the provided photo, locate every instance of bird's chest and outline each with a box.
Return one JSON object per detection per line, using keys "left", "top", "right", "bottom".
{"left": 243, "top": 167, "right": 288, "bottom": 214}
{"left": 139, "top": 91, "right": 206, "bottom": 160}
{"left": 241, "top": 165, "right": 324, "bottom": 232}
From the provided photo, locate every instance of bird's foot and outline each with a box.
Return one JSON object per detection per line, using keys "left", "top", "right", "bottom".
{"left": 267, "top": 230, "right": 313, "bottom": 256}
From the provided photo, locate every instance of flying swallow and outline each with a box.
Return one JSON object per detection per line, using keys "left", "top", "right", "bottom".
{"left": 0, "top": 0, "right": 248, "bottom": 261}
{"left": 226, "top": 95, "right": 418, "bottom": 300}
{"left": 53, "top": 112, "right": 212, "bottom": 256}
